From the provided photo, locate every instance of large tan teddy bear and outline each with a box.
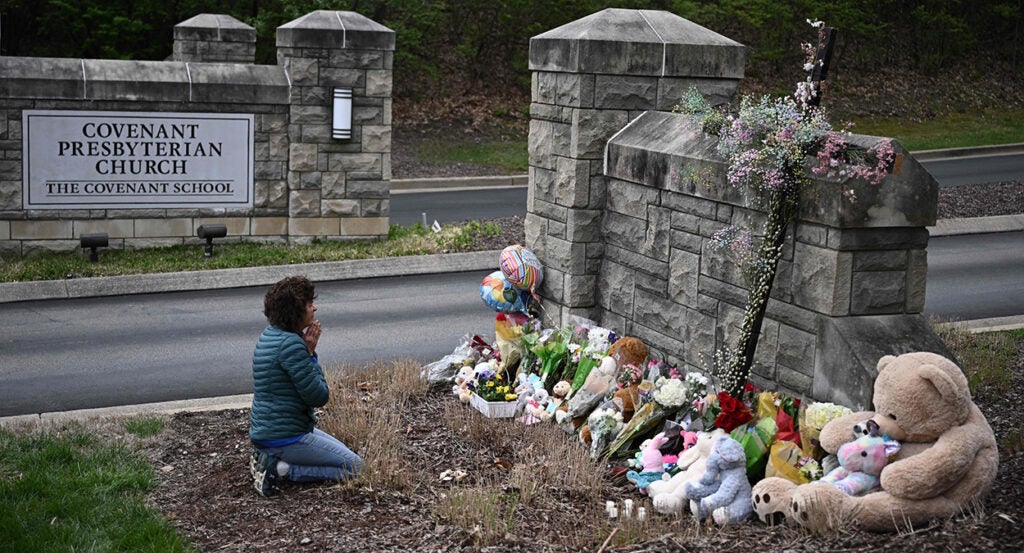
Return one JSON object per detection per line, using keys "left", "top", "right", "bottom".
{"left": 752, "top": 351, "right": 998, "bottom": 532}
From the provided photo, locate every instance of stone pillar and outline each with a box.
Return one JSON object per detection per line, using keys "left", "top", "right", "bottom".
{"left": 276, "top": 11, "right": 394, "bottom": 242}
{"left": 527, "top": 8, "right": 745, "bottom": 325}
{"left": 173, "top": 14, "right": 256, "bottom": 63}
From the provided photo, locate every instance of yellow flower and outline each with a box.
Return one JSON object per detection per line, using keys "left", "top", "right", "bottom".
{"left": 505, "top": 393, "right": 518, "bottom": 401}
{"left": 486, "top": 381, "right": 495, "bottom": 387}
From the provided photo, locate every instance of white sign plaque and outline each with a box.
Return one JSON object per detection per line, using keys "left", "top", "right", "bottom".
{"left": 23, "top": 110, "right": 254, "bottom": 209}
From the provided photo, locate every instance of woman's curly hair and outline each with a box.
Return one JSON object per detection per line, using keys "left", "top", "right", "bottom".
{"left": 263, "top": 275, "right": 316, "bottom": 333}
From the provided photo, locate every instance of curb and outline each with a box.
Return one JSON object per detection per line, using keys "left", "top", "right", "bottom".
{"left": 933, "top": 315, "right": 1024, "bottom": 334}
{"left": 392, "top": 174, "right": 528, "bottom": 193}
{"left": 2, "top": 215, "right": 1021, "bottom": 303}
{"left": 928, "top": 214, "right": 1024, "bottom": 237}
{"left": 911, "top": 142, "right": 1024, "bottom": 161}
{"left": 0, "top": 394, "right": 254, "bottom": 429}
{"left": 0, "top": 250, "right": 503, "bottom": 304}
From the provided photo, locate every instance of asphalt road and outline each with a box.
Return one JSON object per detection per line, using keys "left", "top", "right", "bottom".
{"left": 920, "top": 152, "right": 1024, "bottom": 187}
{"left": 390, "top": 186, "right": 526, "bottom": 226}
{"left": 923, "top": 231, "right": 1024, "bottom": 321}
{"left": 390, "top": 154, "right": 1024, "bottom": 226}
{"left": 0, "top": 272, "right": 496, "bottom": 417}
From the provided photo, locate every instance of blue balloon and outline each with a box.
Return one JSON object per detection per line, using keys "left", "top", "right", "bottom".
{"left": 480, "top": 270, "right": 531, "bottom": 314}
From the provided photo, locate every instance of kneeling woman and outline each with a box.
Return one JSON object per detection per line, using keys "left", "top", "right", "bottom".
{"left": 249, "top": 275, "right": 362, "bottom": 496}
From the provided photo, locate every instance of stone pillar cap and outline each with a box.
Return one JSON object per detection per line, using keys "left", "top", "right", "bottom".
{"left": 174, "top": 14, "right": 256, "bottom": 43}
{"left": 606, "top": 110, "right": 938, "bottom": 228}
{"left": 530, "top": 8, "right": 744, "bottom": 78}
{"left": 276, "top": 10, "right": 395, "bottom": 51}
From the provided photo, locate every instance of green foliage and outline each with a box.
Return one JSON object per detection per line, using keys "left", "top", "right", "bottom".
{"left": 416, "top": 138, "right": 528, "bottom": 173}
{"left": 436, "top": 220, "right": 499, "bottom": 250}
{"left": 387, "top": 222, "right": 428, "bottom": 240}
{"left": 0, "top": 424, "right": 194, "bottom": 552}
{"left": 4, "top": 1, "right": 1019, "bottom": 101}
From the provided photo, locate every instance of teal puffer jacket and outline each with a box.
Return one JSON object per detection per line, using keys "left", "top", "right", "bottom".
{"left": 249, "top": 325, "right": 329, "bottom": 442}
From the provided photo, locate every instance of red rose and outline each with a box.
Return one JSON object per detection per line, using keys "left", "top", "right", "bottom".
{"left": 713, "top": 391, "right": 753, "bottom": 433}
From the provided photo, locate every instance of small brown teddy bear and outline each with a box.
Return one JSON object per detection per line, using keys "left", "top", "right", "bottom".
{"left": 607, "top": 336, "right": 648, "bottom": 369}
{"left": 753, "top": 351, "right": 998, "bottom": 532}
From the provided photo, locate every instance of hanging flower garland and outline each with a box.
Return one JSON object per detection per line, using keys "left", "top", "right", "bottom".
{"left": 677, "top": 21, "right": 898, "bottom": 396}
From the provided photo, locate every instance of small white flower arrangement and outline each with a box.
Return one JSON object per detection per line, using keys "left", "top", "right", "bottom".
{"left": 804, "top": 402, "right": 853, "bottom": 429}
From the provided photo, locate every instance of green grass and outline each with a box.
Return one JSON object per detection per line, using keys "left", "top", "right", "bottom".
{"left": 934, "top": 325, "right": 1023, "bottom": 402}
{"left": 406, "top": 110, "right": 1024, "bottom": 171}
{"left": 0, "top": 423, "right": 194, "bottom": 553}
{"left": 122, "top": 416, "right": 165, "bottom": 438}
{"left": 851, "top": 109, "right": 1024, "bottom": 151}
{"left": 0, "top": 221, "right": 503, "bottom": 283}
{"left": 415, "top": 138, "right": 528, "bottom": 173}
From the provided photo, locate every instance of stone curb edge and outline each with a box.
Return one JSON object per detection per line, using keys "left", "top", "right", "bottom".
{"left": 392, "top": 174, "right": 528, "bottom": 192}
{"left": 0, "top": 394, "right": 255, "bottom": 428}
{"left": 0, "top": 250, "right": 503, "bottom": 304}
{"left": 928, "top": 214, "right": 1024, "bottom": 237}
{"left": 910, "top": 142, "right": 1024, "bottom": 161}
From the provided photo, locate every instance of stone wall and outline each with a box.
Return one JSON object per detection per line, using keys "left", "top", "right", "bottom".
{"left": 0, "top": 11, "right": 393, "bottom": 255}
{"left": 527, "top": 9, "right": 950, "bottom": 408}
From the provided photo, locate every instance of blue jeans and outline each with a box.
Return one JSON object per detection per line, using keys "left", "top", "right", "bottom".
{"left": 258, "top": 428, "right": 362, "bottom": 483}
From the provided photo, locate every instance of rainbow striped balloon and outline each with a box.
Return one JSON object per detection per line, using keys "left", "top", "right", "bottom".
{"left": 499, "top": 245, "right": 543, "bottom": 293}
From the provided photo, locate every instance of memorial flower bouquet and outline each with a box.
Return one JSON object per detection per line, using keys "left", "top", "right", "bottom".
{"left": 570, "top": 325, "right": 615, "bottom": 391}
{"left": 532, "top": 326, "right": 570, "bottom": 392}
{"left": 799, "top": 401, "right": 853, "bottom": 459}
{"left": 604, "top": 370, "right": 709, "bottom": 459}
{"left": 585, "top": 407, "right": 624, "bottom": 460}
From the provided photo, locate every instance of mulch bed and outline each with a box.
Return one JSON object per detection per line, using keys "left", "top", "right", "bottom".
{"left": 146, "top": 334, "right": 1024, "bottom": 553}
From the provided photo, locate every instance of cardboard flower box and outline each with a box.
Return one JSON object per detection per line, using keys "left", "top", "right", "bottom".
{"left": 470, "top": 393, "right": 517, "bottom": 418}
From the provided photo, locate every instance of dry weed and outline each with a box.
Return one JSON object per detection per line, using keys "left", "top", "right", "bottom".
{"left": 440, "top": 397, "right": 506, "bottom": 450}
{"left": 1001, "top": 427, "right": 1024, "bottom": 455}
{"left": 433, "top": 484, "right": 519, "bottom": 546}
{"left": 322, "top": 359, "right": 431, "bottom": 491}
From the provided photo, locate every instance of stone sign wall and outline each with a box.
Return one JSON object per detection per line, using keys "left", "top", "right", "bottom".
{"left": 527, "top": 9, "right": 950, "bottom": 408}
{"left": 0, "top": 11, "right": 393, "bottom": 255}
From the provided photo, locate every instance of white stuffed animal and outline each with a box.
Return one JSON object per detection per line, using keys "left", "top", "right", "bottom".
{"left": 648, "top": 428, "right": 726, "bottom": 515}
{"left": 452, "top": 365, "right": 476, "bottom": 403}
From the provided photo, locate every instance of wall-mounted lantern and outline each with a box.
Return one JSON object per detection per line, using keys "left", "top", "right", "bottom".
{"left": 332, "top": 87, "right": 352, "bottom": 140}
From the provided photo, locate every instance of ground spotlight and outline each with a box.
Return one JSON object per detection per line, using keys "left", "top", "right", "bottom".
{"left": 80, "top": 233, "right": 108, "bottom": 263}
{"left": 197, "top": 223, "right": 227, "bottom": 257}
